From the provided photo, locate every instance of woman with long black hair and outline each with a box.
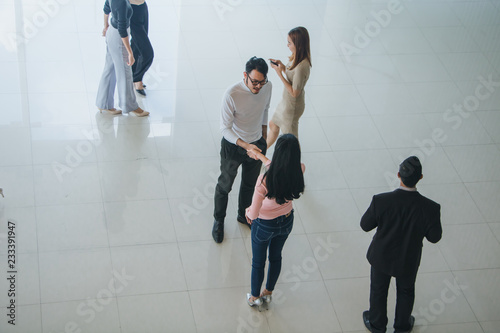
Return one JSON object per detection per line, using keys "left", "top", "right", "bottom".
{"left": 245, "top": 134, "right": 305, "bottom": 307}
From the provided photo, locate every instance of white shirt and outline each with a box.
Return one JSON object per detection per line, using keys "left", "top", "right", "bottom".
{"left": 220, "top": 80, "right": 272, "bottom": 145}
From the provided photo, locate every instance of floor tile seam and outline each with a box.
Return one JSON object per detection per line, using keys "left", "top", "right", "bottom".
{"left": 447, "top": 269, "right": 482, "bottom": 325}
{"left": 318, "top": 276, "right": 347, "bottom": 332}
{"left": 486, "top": 222, "right": 500, "bottom": 244}
{"left": 440, "top": 148, "right": 491, "bottom": 217}
{"left": 347, "top": 70, "right": 397, "bottom": 156}
{"left": 311, "top": 0, "right": 344, "bottom": 60}
{"left": 449, "top": 1, "right": 500, "bottom": 29}
{"left": 39, "top": 288, "right": 197, "bottom": 306}
{"left": 35, "top": 240, "right": 189, "bottom": 254}
{"left": 70, "top": 2, "right": 94, "bottom": 129}
{"left": 11, "top": 0, "right": 44, "bottom": 329}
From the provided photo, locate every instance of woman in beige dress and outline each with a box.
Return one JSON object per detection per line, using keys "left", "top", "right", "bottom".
{"left": 267, "top": 27, "right": 311, "bottom": 148}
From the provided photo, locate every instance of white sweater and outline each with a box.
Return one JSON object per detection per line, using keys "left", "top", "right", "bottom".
{"left": 220, "top": 80, "right": 272, "bottom": 145}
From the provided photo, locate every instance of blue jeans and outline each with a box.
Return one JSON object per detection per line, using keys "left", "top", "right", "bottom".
{"left": 250, "top": 211, "right": 294, "bottom": 297}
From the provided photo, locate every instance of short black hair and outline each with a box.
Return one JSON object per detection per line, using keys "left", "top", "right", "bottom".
{"left": 245, "top": 56, "right": 268, "bottom": 77}
{"left": 399, "top": 156, "right": 422, "bottom": 188}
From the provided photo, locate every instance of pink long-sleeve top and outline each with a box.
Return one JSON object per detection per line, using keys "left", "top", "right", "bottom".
{"left": 246, "top": 160, "right": 305, "bottom": 221}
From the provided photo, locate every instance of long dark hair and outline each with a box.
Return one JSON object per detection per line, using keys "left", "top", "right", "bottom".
{"left": 288, "top": 26, "right": 312, "bottom": 70}
{"left": 263, "top": 134, "right": 305, "bottom": 205}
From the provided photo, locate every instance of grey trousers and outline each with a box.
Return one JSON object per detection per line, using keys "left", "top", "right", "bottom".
{"left": 96, "top": 25, "right": 138, "bottom": 113}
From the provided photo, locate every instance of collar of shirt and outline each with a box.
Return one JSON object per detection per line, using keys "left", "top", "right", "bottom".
{"left": 399, "top": 186, "right": 417, "bottom": 192}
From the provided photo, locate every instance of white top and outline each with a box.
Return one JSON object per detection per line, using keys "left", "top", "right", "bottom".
{"left": 220, "top": 80, "right": 272, "bottom": 145}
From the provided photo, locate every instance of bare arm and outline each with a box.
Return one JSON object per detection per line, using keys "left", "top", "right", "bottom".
{"left": 102, "top": 14, "right": 109, "bottom": 36}
{"left": 236, "top": 138, "right": 261, "bottom": 153}
{"left": 247, "top": 149, "right": 269, "bottom": 164}
{"left": 121, "top": 36, "right": 135, "bottom": 66}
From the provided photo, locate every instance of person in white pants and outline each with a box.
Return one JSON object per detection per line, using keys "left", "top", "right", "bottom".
{"left": 96, "top": 0, "right": 149, "bottom": 117}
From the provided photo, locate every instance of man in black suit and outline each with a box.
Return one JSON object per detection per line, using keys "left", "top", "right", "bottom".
{"left": 361, "top": 156, "right": 442, "bottom": 333}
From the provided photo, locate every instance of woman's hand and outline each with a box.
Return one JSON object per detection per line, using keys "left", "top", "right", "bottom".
{"left": 269, "top": 59, "right": 285, "bottom": 73}
{"left": 102, "top": 24, "right": 109, "bottom": 37}
{"left": 245, "top": 211, "right": 253, "bottom": 225}
{"left": 127, "top": 52, "right": 135, "bottom": 66}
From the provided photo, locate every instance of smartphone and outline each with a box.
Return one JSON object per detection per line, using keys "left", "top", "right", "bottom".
{"left": 270, "top": 60, "right": 278, "bottom": 66}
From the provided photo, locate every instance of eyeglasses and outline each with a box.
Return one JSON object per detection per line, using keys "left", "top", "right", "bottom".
{"left": 246, "top": 73, "right": 268, "bottom": 87}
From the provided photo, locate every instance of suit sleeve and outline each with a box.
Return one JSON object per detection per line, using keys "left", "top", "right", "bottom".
{"left": 425, "top": 203, "right": 442, "bottom": 243}
{"left": 360, "top": 196, "right": 378, "bottom": 232}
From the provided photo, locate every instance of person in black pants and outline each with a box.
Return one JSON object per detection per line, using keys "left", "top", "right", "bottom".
{"left": 130, "top": 0, "right": 154, "bottom": 96}
{"left": 360, "top": 156, "right": 442, "bottom": 333}
{"left": 212, "top": 57, "right": 272, "bottom": 243}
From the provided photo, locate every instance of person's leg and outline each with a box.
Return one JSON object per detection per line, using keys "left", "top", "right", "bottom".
{"left": 266, "top": 120, "right": 280, "bottom": 149}
{"left": 238, "top": 137, "right": 267, "bottom": 217}
{"left": 96, "top": 37, "right": 116, "bottom": 110}
{"left": 107, "top": 27, "right": 139, "bottom": 113}
{"left": 290, "top": 119, "right": 299, "bottom": 139}
{"left": 394, "top": 272, "right": 417, "bottom": 332}
{"left": 214, "top": 138, "right": 242, "bottom": 222}
{"left": 290, "top": 105, "right": 305, "bottom": 139}
{"left": 130, "top": 23, "right": 140, "bottom": 83}
{"left": 265, "top": 213, "right": 293, "bottom": 292}
{"left": 130, "top": 37, "right": 141, "bottom": 83}
{"left": 369, "top": 266, "right": 391, "bottom": 333}
{"left": 130, "top": 3, "right": 153, "bottom": 84}
{"left": 250, "top": 219, "right": 272, "bottom": 298}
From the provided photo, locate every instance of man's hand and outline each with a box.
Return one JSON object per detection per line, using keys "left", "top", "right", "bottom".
{"left": 102, "top": 24, "right": 109, "bottom": 37}
{"left": 245, "top": 143, "right": 261, "bottom": 153}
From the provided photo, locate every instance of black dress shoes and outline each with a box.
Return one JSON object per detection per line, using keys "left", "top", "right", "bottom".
{"left": 136, "top": 89, "right": 146, "bottom": 96}
{"left": 362, "top": 311, "right": 414, "bottom": 333}
{"left": 212, "top": 220, "right": 224, "bottom": 243}
{"left": 395, "top": 316, "right": 415, "bottom": 333}
{"left": 237, "top": 215, "right": 251, "bottom": 229}
{"left": 363, "top": 311, "right": 373, "bottom": 332}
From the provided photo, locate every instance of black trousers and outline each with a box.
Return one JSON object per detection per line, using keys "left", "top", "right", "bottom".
{"left": 214, "top": 137, "right": 267, "bottom": 222}
{"left": 369, "top": 266, "right": 417, "bottom": 333}
{"left": 130, "top": 2, "right": 154, "bottom": 83}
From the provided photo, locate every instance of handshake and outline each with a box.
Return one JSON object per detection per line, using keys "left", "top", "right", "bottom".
{"left": 246, "top": 148, "right": 262, "bottom": 161}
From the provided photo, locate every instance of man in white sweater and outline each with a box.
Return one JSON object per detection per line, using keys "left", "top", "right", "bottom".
{"left": 212, "top": 57, "right": 272, "bottom": 243}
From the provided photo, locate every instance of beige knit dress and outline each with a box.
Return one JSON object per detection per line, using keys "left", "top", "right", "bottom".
{"left": 271, "top": 59, "right": 311, "bottom": 138}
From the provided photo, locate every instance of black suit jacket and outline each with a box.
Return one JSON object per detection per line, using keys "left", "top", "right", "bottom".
{"left": 361, "top": 189, "right": 442, "bottom": 277}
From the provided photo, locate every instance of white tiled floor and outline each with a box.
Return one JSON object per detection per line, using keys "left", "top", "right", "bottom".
{"left": 0, "top": 0, "right": 499, "bottom": 332}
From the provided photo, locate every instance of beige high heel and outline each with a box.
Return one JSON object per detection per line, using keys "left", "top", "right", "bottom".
{"left": 99, "top": 108, "right": 122, "bottom": 115}
{"left": 130, "top": 107, "right": 150, "bottom": 117}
